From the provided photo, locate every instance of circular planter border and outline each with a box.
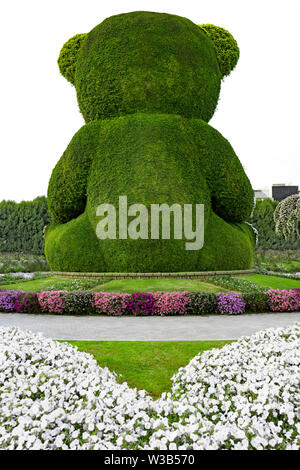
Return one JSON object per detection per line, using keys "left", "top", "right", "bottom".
{"left": 51, "top": 269, "right": 256, "bottom": 280}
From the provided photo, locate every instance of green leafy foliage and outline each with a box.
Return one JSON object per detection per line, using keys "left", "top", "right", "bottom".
{"left": 75, "top": 11, "right": 221, "bottom": 122}
{"left": 57, "top": 33, "right": 87, "bottom": 85}
{"left": 0, "top": 252, "right": 49, "bottom": 273}
{"left": 243, "top": 292, "right": 270, "bottom": 313}
{"left": 254, "top": 249, "right": 300, "bottom": 274}
{"left": 249, "top": 199, "right": 300, "bottom": 250}
{"left": 186, "top": 292, "right": 218, "bottom": 314}
{"left": 46, "top": 114, "right": 255, "bottom": 272}
{"left": 199, "top": 24, "right": 239, "bottom": 78}
{"left": 47, "top": 121, "right": 100, "bottom": 223}
{"left": 0, "top": 197, "right": 49, "bottom": 254}
{"left": 45, "top": 211, "right": 106, "bottom": 272}
{"left": 46, "top": 12, "right": 254, "bottom": 272}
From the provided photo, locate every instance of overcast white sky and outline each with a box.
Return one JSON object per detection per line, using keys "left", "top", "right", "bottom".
{"left": 1, "top": 0, "right": 299, "bottom": 202}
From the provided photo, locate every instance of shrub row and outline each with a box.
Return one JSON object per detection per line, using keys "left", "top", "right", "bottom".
{"left": 0, "top": 197, "right": 49, "bottom": 254}
{"left": 0, "top": 288, "right": 299, "bottom": 315}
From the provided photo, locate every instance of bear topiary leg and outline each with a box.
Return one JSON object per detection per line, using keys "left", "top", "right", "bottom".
{"left": 197, "top": 211, "right": 255, "bottom": 271}
{"left": 45, "top": 212, "right": 106, "bottom": 272}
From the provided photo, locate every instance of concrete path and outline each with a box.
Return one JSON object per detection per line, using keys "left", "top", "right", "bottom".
{"left": 1, "top": 312, "right": 300, "bottom": 341}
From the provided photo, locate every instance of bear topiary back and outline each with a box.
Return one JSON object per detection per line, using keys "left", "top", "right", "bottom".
{"left": 46, "top": 11, "right": 255, "bottom": 273}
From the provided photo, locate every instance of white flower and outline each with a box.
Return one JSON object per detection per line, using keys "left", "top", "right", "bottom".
{"left": 0, "top": 324, "right": 300, "bottom": 450}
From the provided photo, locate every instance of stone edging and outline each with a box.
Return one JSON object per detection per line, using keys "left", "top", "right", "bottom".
{"left": 51, "top": 269, "right": 256, "bottom": 280}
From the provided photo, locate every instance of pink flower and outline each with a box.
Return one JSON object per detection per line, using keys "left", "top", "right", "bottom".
{"left": 38, "top": 291, "right": 67, "bottom": 314}
{"left": 266, "top": 289, "right": 300, "bottom": 312}
{"left": 153, "top": 291, "right": 190, "bottom": 316}
{"left": 92, "top": 292, "right": 130, "bottom": 316}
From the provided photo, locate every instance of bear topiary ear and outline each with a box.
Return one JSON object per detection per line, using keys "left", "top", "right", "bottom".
{"left": 198, "top": 24, "right": 239, "bottom": 78}
{"left": 58, "top": 33, "right": 88, "bottom": 85}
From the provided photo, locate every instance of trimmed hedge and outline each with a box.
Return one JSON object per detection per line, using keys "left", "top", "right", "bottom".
{"left": 46, "top": 11, "right": 254, "bottom": 273}
{"left": 0, "top": 197, "right": 49, "bottom": 254}
{"left": 46, "top": 115, "right": 255, "bottom": 272}
{"left": 199, "top": 24, "right": 239, "bottom": 78}
{"left": 1, "top": 288, "right": 299, "bottom": 315}
{"left": 74, "top": 12, "right": 222, "bottom": 123}
{"left": 58, "top": 33, "right": 88, "bottom": 85}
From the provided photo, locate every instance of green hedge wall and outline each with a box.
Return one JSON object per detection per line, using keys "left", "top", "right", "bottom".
{"left": 0, "top": 197, "right": 49, "bottom": 254}
{"left": 249, "top": 198, "right": 300, "bottom": 250}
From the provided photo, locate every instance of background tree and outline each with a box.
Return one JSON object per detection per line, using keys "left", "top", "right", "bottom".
{"left": 248, "top": 198, "right": 300, "bottom": 250}
{"left": 0, "top": 196, "right": 49, "bottom": 254}
{"left": 274, "top": 194, "right": 300, "bottom": 240}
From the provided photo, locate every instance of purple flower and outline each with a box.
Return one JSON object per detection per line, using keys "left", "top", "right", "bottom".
{"left": 216, "top": 292, "right": 246, "bottom": 315}
{"left": 0, "top": 290, "right": 26, "bottom": 312}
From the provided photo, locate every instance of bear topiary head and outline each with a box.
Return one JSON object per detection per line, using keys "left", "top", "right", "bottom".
{"left": 58, "top": 11, "right": 239, "bottom": 122}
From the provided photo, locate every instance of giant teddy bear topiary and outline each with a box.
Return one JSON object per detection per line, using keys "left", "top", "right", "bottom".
{"left": 45, "top": 11, "right": 255, "bottom": 272}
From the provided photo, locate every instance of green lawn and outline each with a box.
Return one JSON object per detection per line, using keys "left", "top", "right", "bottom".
{"left": 0, "top": 277, "right": 101, "bottom": 292}
{"left": 66, "top": 340, "right": 233, "bottom": 398}
{"left": 238, "top": 274, "right": 300, "bottom": 290}
{"left": 0, "top": 277, "right": 62, "bottom": 291}
{"left": 282, "top": 260, "right": 300, "bottom": 270}
{"left": 0, "top": 277, "right": 226, "bottom": 293}
{"left": 1, "top": 273, "right": 298, "bottom": 294}
{"left": 92, "top": 278, "right": 225, "bottom": 293}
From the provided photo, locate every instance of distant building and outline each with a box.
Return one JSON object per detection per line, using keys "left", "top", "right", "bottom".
{"left": 272, "top": 184, "right": 299, "bottom": 202}
{"left": 254, "top": 189, "right": 269, "bottom": 203}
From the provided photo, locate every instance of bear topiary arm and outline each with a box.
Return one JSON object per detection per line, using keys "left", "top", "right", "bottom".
{"left": 190, "top": 120, "right": 254, "bottom": 222}
{"left": 47, "top": 121, "right": 100, "bottom": 224}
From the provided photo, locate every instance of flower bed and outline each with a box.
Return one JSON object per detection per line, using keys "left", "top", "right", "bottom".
{"left": 153, "top": 291, "right": 190, "bottom": 316}
{"left": 0, "top": 290, "right": 26, "bottom": 312}
{"left": 93, "top": 292, "right": 130, "bottom": 316}
{"left": 258, "top": 268, "right": 300, "bottom": 280}
{"left": 216, "top": 292, "right": 246, "bottom": 315}
{"left": 204, "top": 275, "right": 266, "bottom": 293}
{"left": 0, "top": 324, "right": 300, "bottom": 449}
{"left": 267, "top": 288, "right": 300, "bottom": 312}
{"left": 0, "top": 288, "right": 299, "bottom": 316}
{"left": 38, "top": 291, "right": 67, "bottom": 314}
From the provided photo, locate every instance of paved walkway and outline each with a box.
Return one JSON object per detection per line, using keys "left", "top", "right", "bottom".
{"left": 1, "top": 312, "right": 300, "bottom": 341}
